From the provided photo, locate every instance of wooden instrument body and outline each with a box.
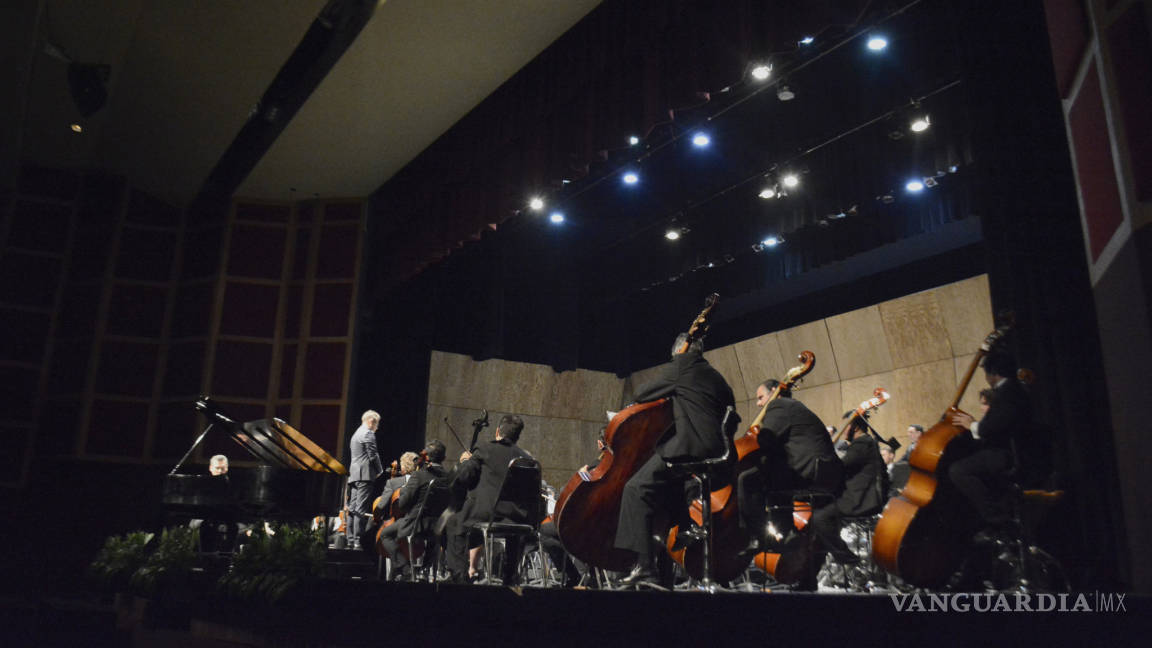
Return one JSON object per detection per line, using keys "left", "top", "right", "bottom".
{"left": 752, "top": 501, "right": 814, "bottom": 583}
{"left": 871, "top": 413, "right": 977, "bottom": 587}
{"left": 372, "top": 486, "right": 425, "bottom": 561}
{"left": 553, "top": 399, "right": 673, "bottom": 572}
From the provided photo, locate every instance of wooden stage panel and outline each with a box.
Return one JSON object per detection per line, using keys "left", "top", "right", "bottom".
{"left": 880, "top": 289, "right": 953, "bottom": 369}
{"left": 731, "top": 332, "right": 786, "bottom": 402}
{"left": 935, "top": 274, "right": 994, "bottom": 355}
{"left": 777, "top": 320, "right": 840, "bottom": 387}
{"left": 826, "top": 305, "right": 894, "bottom": 380}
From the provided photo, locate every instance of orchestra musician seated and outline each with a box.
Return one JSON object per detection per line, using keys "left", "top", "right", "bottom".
{"left": 377, "top": 440, "right": 449, "bottom": 580}
{"left": 615, "top": 332, "right": 736, "bottom": 590}
{"left": 444, "top": 414, "right": 535, "bottom": 584}
{"left": 736, "top": 379, "right": 842, "bottom": 588}
{"left": 809, "top": 417, "right": 889, "bottom": 566}
{"left": 947, "top": 351, "right": 1031, "bottom": 544}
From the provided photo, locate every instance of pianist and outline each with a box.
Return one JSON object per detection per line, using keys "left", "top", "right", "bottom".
{"left": 209, "top": 454, "right": 229, "bottom": 476}
{"left": 192, "top": 454, "right": 236, "bottom": 551}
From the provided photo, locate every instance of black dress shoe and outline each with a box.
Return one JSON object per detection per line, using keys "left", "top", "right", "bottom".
{"left": 618, "top": 563, "right": 660, "bottom": 589}
{"left": 670, "top": 525, "right": 706, "bottom": 551}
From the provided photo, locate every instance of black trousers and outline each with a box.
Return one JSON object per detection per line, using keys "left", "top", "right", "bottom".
{"left": 614, "top": 454, "right": 691, "bottom": 556}
{"left": 948, "top": 446, "right": 1012, "bottom": 525}
{"left": 540, "top": 520, "right": 583, "bottom": 585}
{"left": 378, "top": 522, "right": 408, "bottom": 570}
{"left": 445, "top": 512, "right": 526, "bottom": 582}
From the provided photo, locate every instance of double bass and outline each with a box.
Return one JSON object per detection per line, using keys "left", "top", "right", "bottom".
{"left": 665, "top": 350, "right": 816, "bottom": 583}
{"left": 553, "top": 294, "right": 720, "bottom": 572}
{"left": 871, "top": 323, "right": 1011, "bottom": 587}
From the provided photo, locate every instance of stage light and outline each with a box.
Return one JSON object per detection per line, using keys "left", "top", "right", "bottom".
{"left": 549, "top": 211, "right": 565, "bottom": 224}
{"left": 758, "top": 186, "right": 777, "bottom": 199}
{"left": 782, "top": 174, "right": 799, "bottom": 188}
{"left": 949, "top": 165, "right": 959, "bottom": 173}
{"left": 70, "top": 123, "right": 83, "bottom": 133}
{"left": 691, "top": 133, "right": 711, "bottom": 147}
{"left": 762, "top": 236, "right": 781, "bottom": 247}
{"left": 776, "top": 85, "right": 795, "bottom": 101}
{"left": 905, "top": 180, "right": 924, "bottom": 192}
{"left": 629, "top": 135, "right": 640, "bottom": 145}
{"left": 623, "top": 171, "right": 639, "bottom": 185}
{"left": 799, "top": 36, "right": 815, "bottom": 45}
{"left": 867, "top": 36, "right": 888, "bottom": 51}
{"left": 923, "top": 176, "right": 938, "bottom": 187}
{"left": 751, "top": 64, "right": 772, "bottom": 81}
{"left": 665, "top": 229, "right": 681, "bottom": 241}
{"left": 529, "top": 197, "right": 545, "bottom": 211}
{"left": 910, "top": 115, "right": 931, "bottom": 132}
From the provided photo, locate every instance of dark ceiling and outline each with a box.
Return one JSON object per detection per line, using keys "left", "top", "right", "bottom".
{"left": 359, "top": 0, "right": 998, "bottom": 377}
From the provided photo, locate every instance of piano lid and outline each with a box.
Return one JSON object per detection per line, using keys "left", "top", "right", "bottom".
{"left": 241, "top": 419, "right": 347, "bottom": 475}
{"left": 191, "top": 397, "right": 347, "bottom": 475}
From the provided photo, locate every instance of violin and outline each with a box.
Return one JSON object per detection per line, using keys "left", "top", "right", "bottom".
{"left": 553, "top": 294, "right": 720, "bottom": 572}
{"left": 666, "top": 350, "right": 815, "bottom": 583}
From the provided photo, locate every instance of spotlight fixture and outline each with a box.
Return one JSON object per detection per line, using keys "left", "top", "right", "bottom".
{"left": 549, "top": 211, "right": 565, "bottom": 224}
{"left": 691, "top": 133, "right": 711, "bottom": 147}
{"left": 529, "top": 197, "right": 545, "bottom": 211}
{"left": 879, "top": 194, "right": 895, "bottom": 204}
{"left": 622, "top": 171, "right": 639, "bottom": 185}
{"left": 949, "top": 165, "right": 959, "bottom": 173}
{"left": 750, "top": 63, "right": 772, "bottom": 81}
{"left": 758, "top": 186, "right": 777, "bottom": 199}
{"left": 776, "top": 85, "right": 795, "bottom": 101}
{"left": 923, "top": 176, "right": 938, "bottom": 187}
{"left": 629, "top": 135, "right": 640, "bottom": 145}
{"left": 665, "top": 229, "right": 681, "bottom": 241}
{"left": 70, "top": 123, "right": 83, "bottom": 133}
{"left": 762, "top": 236, "right": 782, "bottom": 247}
{"left": 799, "top": 36, "right": 815, "bottom": 45}
{"left": 909, "top": 114, "right": 931, "bottom": 132}
{"left": 905, "top": 180, "right": 925, "bottom": 192}
{"left": 781, "top": 173, "right": 800, "bottom": 188}
{"left": 867, "top": 35, "right": 888, "bottom": 51}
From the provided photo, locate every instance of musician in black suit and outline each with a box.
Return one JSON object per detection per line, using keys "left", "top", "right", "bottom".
{"left": 948, "top": 351, "right": 1032, "bottom": 534}
{"left": 737, "top": 380, "right": 842, "bottom": 558}
{"left": 810, "top": 417, "right": 889, "bottom": 564}
{"left": 616, "top": 333, "right": 736, "bottom": 589}
{"left": 445, "top": 414, "right": 534, "bottom": 583}
{"left": 378, "top": 440, "right": 449, "bottom": 580}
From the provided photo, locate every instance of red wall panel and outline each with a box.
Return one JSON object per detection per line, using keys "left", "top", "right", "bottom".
{"left": 211, "top": 340, "right": 272, "bottom": 399}
{"left": 1069, "top": 64, "right": 1125, "bottom": 260}
{"left": 86, "top": 399, "right": 150, "bottom": 457}
{"left": 227, "top": 224, "right": 286, "bottom": 279}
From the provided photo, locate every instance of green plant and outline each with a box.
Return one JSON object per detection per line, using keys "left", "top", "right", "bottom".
{"left": 219, "top": 523, "right": 325, "bottom": 604}
{"left": 130, "top": 526, "right": 199, "bottom": 595}
{"left": 88, "top": 531, "right": 155, "bottom": 592}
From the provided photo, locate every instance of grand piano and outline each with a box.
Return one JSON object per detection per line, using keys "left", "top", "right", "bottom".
{"left": 162, "top": 397, "right": 348, "bottom": 526}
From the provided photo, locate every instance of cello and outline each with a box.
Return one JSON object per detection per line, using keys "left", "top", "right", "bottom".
{"left": 553, "top": 294, "right": 720, "bottom": 572}
{"left": 665, "top": 351, "right": 816, "bottom": 583}
{"left": 871, "top": 323, "right": 1011, "bottom": 587}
